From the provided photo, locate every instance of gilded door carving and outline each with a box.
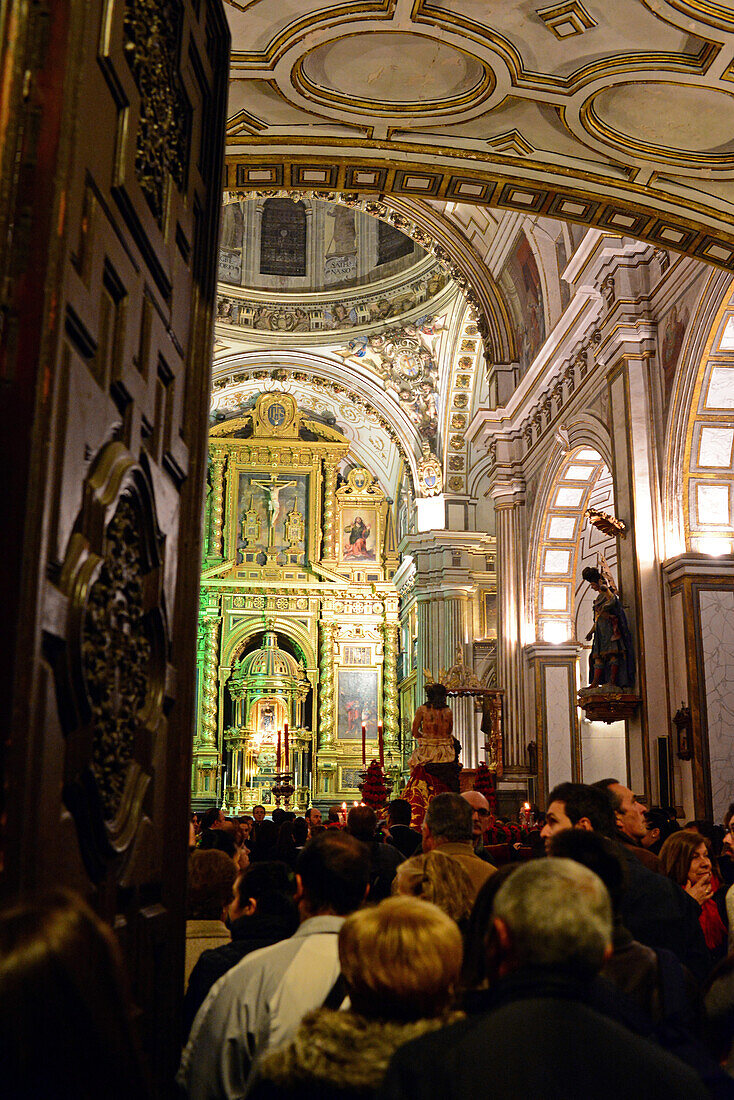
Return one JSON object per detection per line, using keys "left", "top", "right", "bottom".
{"left": 0, "top": 0, "right": 229, "bottom": 1090}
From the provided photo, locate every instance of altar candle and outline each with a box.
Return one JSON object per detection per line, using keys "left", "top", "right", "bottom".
{"left": 378, "top": 721, "right": 384, "bottom": 768}
{"left": 277, "top": 729, "right": 281, "bottom": 772}
{"left": 284, "top": 721, "right": 289, "bottom": 770}
{"left": 361, "top": 722, "right": 366, "bottom": 766}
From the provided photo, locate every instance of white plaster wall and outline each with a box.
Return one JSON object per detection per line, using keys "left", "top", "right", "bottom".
{"left": 700, "top": 589, "right": 734, "bottom": 821}
{"left": 581, "top": 718, "right": 627, "bottom": 784}
{"left": 545, "top": 665, "right": 573, "bottom": 790}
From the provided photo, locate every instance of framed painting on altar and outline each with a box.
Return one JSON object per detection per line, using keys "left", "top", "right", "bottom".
{"left": 235, "top": 470, "right": 309, "bottom": 563}
{"left": 338, "top": 506, "right": 378, "bottom": 563}
{"left": 337, "top": 668, "right": 379, "bottom": 739}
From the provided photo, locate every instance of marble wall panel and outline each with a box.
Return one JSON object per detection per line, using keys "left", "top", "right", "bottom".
{"left": 581, "top": 719, "right": 627, "bottom": 784}
{"left": 700, "top": 589, "right": 734, "bottom": 821}
{"left": 545, "top": 665, "right": 574, "bottom": 791}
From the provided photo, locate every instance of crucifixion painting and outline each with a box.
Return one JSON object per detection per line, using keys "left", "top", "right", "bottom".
{"left": 250, "top": 475, "right": 297, "bottom": 547}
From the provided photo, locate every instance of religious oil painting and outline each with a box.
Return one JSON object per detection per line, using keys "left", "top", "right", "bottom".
{"left": 236, "top": 471, "right": 309, "bottom": 563}
{"left": 498, "top": 231, "right": 545, "bottom": 377}
{"left": 339, "top": 505, "right": 377, "bottom": 562}
{"left": 337, "top": 668, "right": 379, "bottom": 740}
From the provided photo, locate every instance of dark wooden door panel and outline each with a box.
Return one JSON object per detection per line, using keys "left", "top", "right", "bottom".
{"left": 1, "top": 1, "right": 229, "bottom": 1092}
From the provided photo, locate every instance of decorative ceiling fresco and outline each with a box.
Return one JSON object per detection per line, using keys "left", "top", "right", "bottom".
{"left": 222, "top": 0, "right": 734, "bottom": 269}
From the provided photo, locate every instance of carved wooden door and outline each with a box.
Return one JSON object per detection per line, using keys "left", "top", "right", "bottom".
{"left": 0, "top": 0, "right": 229, "bottom": 1090}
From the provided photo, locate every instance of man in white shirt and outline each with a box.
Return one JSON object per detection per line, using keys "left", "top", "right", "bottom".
{"left": 178, "top": 831, "right": 369, "bottom": 1100}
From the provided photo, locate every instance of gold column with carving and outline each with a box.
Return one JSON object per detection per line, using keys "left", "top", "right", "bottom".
{"left": 201, "top": 616, "right": 220, "bottom": 748}
{"left": 383, "top": 620, "right": 400, "bottom": 756}
{"left": 318, "top": 619, "right": 336, "bottom": 748}
{"left": 322, "top": 458, "right": 338, "bottom": 561}
{"left": 209, "top": 450, "right": 227, "bottom": 558}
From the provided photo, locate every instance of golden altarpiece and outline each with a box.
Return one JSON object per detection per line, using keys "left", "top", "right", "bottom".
{"left": 192, "top": 393, "right": 401, "bottom": 810}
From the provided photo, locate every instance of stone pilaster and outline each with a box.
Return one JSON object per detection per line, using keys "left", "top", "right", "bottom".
{"left": 209, "top": 450, "right": 227, "bottom": 558}
{"left": 322, "top": 458, "right": 338, "bottom": 561}
{"left": 200, "top": 615, "right": 220, "bottom": 748}
{"left": 382, "top": 620, "right": 399, "bottom": 755}
{"left": 493, "top": 480, "right": 527, "bottom": 769}
{"left": 318, "top": 619, "right": 336, "bottom": 748}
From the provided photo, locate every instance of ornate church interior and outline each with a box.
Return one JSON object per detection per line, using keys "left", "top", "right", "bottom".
{"left": 6, "top": 0, "right": 734, "bottom": 1092}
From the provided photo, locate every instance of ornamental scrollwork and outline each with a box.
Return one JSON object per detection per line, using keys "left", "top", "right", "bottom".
{"left": 123, "top": 0, "right": 191, "bottom": 226}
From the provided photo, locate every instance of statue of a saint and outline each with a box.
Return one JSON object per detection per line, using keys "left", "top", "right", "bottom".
{"left": 409, "top": 683, "right": 456, "bottom": 768}
{"left": 403, "top": 682, "right": 461, "bottom": 823}
{"left": 582, "top": 566, "right": 635, "bottom": 689}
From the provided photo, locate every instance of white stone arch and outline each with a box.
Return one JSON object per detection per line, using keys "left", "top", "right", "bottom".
{"left": 525, "top": 415, "right": 615, "bottom": 640}
{"left": 221, "top": 615, "right": 317, "bottom": 673}
{"left": 664, "top": 269, "right": 734, "bottom": 556}
{"left": 211, "top": 347, "right": 425, "bottom": 494}
{"left": 525, "top": 434, "right": 627, "bottom": 784}
{"left": 527, "top": 445, "right": 615, "bottom": 645}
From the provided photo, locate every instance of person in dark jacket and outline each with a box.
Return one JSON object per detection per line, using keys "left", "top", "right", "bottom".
{"left": 541, "top": 782, "right": 711, "bottom": 983}
{"left": 378, "top": 860, "right": 709, "bottom": 1100}
{"left": 385, "top": 799, "right": 422, "bottom": 859}
{"left": 549, "top": 828, "right": 700, "bottom": 1031}
{"left": 183, "top": 861, "right": 298, "bottom": 1037}
{"left": 347, "top": 805, "right": 403, "bottom": 901}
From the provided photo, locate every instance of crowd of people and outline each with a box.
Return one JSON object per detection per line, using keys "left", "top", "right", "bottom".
{"left": 6, "top": 782, "right": 734, "bottom": 1097}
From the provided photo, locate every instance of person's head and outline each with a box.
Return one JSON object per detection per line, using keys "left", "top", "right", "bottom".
{"left": 305, "top": 806, "right": 322, "bottom": 830}
{"left": 295, "top": 831, "right": 370, "bottom": 917}
{"left": 394, "top": 851, "right": 474, "bottom": 926}
{"left": 347, "top": 804, "right": 377, "bottom": 842}
{"left": 327, "top": 806, "right": 342, "bottom": 826}
{"left": 461, "top": 790, "right": 490, "bottom": 841}
{"left": 187, "top": 849, "right": 238, "bottom": 920}
{"left": 723, "top": 804, "right": 734, "bottom": 856}
{"left": 660, "top": 830, "right": 712, "bottom": 888}
{"left": 0, "top": 891, "right": 151, "bottom": 1100}
{"left": 582, "top": 565, "right": 602, "bottom": 591}
{"left": 461, "top": 865, "right": 520, "bottom": 990}
{"left": 490, "top": 859, "right": 613, "bottom": 980}
{"left": 592, "top": 779, "right": 648, "bottom": 842}
{"left": 548, "top": 830, "right": 628, "bottom": 915}
{"left": 198, "top": 828, "right": 237, "bottom": 860}
{"left": 423, "top": 793, "right": 472, "bottom": 849}
{"left": 426, "top": 684, "right": 448, "bottom": 709}
{"left": 199, "top": 807, "right": 225, "bottom": 831}
{"left": 339, "top": 896, "right": 462, "bottom": 1021}
{"left": 250, "top": 819, "right": 278, "bottom": 861}
{"left": 388, "top": 798, "right": 412, "bottom": 828}
{"left": 228, "top": 861, "right": 298, "bottom": 927}
{"left": 292, "top": 817, "right": 308, "bottom": 846}
{"left": 253, "top": 805, "right": 266, "bottom": 823}
{"left": 272, "top": 808, "right": 286, "bottom": 829}
{"left": 540, "top": 782, "right": 616, "bottom": 852}
{"left": 238, "top": 816, "right": 253, "bottom": 840}
{"left": 274, "top": 819, "right": 296, "bottom": 855}
{"left": 642, "top": 808, "right": 679, "bottom": 851}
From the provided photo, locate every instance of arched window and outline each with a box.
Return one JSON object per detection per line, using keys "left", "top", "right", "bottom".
{"left": 260, "top": 199, "right": 307, "bottom": 276}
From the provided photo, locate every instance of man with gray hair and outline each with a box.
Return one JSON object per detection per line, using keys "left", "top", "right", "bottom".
{"left": 422, "top": 792, "right": 495, "bottom": 899}
{"left": 378, "top": 859, "right": 707, "bottom": 1100}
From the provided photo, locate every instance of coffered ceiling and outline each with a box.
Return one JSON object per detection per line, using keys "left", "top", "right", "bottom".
{"left": 222, "top": 0, "right": 734, "bottom": 270}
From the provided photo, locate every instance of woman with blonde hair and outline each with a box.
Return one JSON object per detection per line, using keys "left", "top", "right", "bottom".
{"left": 247, "top": 895, "right": 463, "bottom": 1099}
{"left": 393, "top": 849, "right": 475, "bottom": 929}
